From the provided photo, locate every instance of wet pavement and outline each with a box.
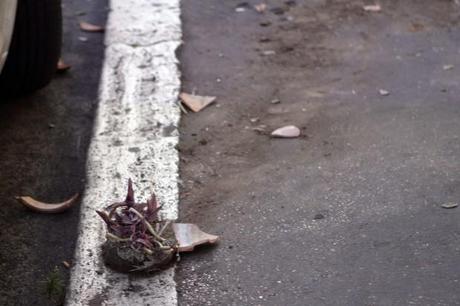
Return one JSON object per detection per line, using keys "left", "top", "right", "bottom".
{"left": 0, "top": 0, "right": 106, "bottom": 305}
{"left": 177, "top": 1, "right": 460, "bottom": 305}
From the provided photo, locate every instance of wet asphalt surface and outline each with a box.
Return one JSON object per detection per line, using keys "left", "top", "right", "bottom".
{"left": 178, "top": 0, "right": 460, "bottom": 305}
{"left": 0, "top": 0, "right": 106, "bottom": 305}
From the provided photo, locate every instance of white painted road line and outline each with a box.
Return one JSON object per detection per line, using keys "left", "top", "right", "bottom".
{"left": 67, "top": 0, "right": 182, "bottom": 305}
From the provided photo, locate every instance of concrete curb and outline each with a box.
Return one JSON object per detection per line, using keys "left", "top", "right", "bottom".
{"left": 67, "top": 0, "right": 181, "bottom": 304}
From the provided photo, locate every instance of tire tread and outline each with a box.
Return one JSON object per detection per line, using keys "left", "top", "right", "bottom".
{"left": 0, "top": 0, "right": 62, "bottom": 97}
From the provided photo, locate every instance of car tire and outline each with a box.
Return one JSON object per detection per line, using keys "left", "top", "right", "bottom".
{"left": 0, "top": 0, "right": 62, "bottom": 97}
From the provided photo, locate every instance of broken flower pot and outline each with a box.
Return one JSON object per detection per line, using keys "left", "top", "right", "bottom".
{"left": 101, "top": 224, "right": 177, "bottom": 273}
{"left": 96, "top": 180, "right": 177, "bottom": 273}
{"left": 97, "top": 180, "right": 219, "bottom": 273}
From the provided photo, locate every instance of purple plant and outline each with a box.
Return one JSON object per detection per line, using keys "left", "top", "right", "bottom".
{"left": 96, "top": 179, "right": 176, "bottom": 256}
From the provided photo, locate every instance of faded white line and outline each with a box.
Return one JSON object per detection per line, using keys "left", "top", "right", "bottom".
{"left": 67, "top": 0, "right": 181, "bottom": 304}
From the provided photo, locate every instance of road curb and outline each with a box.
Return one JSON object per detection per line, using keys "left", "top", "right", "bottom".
{"left": 67, "top": 0, "right": 181, "bottom": 304}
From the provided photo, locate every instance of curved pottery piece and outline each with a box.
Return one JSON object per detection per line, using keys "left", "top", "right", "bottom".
{"left": 271, "top": 125, "right": 300, "bottom": 138}
{"left": 173, "top": 223, "right": 219, "bottom": 252}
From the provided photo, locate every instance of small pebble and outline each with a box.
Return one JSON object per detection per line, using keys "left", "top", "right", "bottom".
{"left": 262, "top": 50, "right": 276, "bottom": 56}
{"left": 270, "top": 7, "right": 285, "bottom": 15}
{"left": 259, "top": 37, "right": 271, "bottom": 43}
{"left": 314, "top": 213, "right": 325, "bottom": 220}
{"left": 62, "top": 261, "right": 71, "bottom": 269}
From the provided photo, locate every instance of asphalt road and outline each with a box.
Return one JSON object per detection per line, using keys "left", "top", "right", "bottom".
{"left": 0, "top": 0, "right": 106, "bottom": 305}
{"left": 177, "top": 0, "right": 460, "bottom": 305}
{"left": 2, "top": 0, "right": 460, "bottom": 305}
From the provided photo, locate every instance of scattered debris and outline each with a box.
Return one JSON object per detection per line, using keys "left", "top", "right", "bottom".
{"left": 363, "top": 4, "right": 382, "bottom": 12}
{"left": 250, "top": 117, "right": 259, "bottom": 123}
{"left": 57, "top": 58, "right": 71, "bottom": 72}
{"left": 48, "top": 123, "right": 56, "bottom": 129}
{"left": 62, "top": 261, "right": 71, "bottom": 269}
{"left": 259, "top": 21, "right": 272, "bottom": 27}
{"left": 79, "top": 21, "right": 105, "bottom": 32}
{"left": 408, "top": 22, "right": 425, "bottom": 32}
{"left": 178, "top": 100, "right": 189, "bottom": 114}
{"left": 305, "top": 90, "right": 325, "bottom": 98}
{"left": 236, "top": 2, "right": 250, "bottom": 8}
{"left": 180, "top": 92, "right": 217, "bottom": 112}
{"left": 254, "top": 3, "right": 267, "bottom": 13}
{"left": 173, "top": 223, "right": 219, "bottom": 252}
{"left": 259, "top": 37, "right": 271, "bottom": 43}
{"left": 78, "top": 36, "right": 88, "bottom": 42}
{"left": 270, "top": 7, "right": 285, "bottom": 15}
{"left": 15, "top": 193, "right": 79, "bottom": 214}
{"left": 443, "top": 64, "right": 454, "bottom": 71}
{"left": 262, "top": 50, "right": 276, "bottom": 56}
{"left": 253, "top": 125, "right": 268, "bottom": 133}
{"left": 441, "top": 202, "right": 458, "bottom": 209}
{"left": 271, "top": 98, "right": 281, "bottom": 104}
{"left": 314, "top": 213, "right": 325, "bottom": 220}
{"left": 235, "top": 2, "right": 249, "bottom": 13}
{"left": 271, "top": 125, "right": 301, "bottom": 138}
{"left": 281, "top": 15, "right": 295, "bottom": 22}
{"left": 379, "top": 89, "right": 390, "bottom": 96}
{"left": 267, "top": 105, "right": 289, "bottom": 114}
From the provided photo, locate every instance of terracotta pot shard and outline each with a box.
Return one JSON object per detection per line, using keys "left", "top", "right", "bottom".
{"left": 173, "top": 223, "right": 219, "bottom": 252}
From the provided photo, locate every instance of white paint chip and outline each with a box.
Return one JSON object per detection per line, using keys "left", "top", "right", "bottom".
{"left": 67, "top": 0, "right": 181, "bottom": 305}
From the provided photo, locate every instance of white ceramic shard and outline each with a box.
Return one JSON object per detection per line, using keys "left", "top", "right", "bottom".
{"left": 172, "top": 223, "right": 219, "bottom": 252}
{"left": 271, "top": 125, "right": 300, "bottom": 138}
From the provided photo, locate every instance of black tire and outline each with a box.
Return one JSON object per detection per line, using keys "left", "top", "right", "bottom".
{"left": 0, "top": 0, "right": 62, "bottom": 97}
